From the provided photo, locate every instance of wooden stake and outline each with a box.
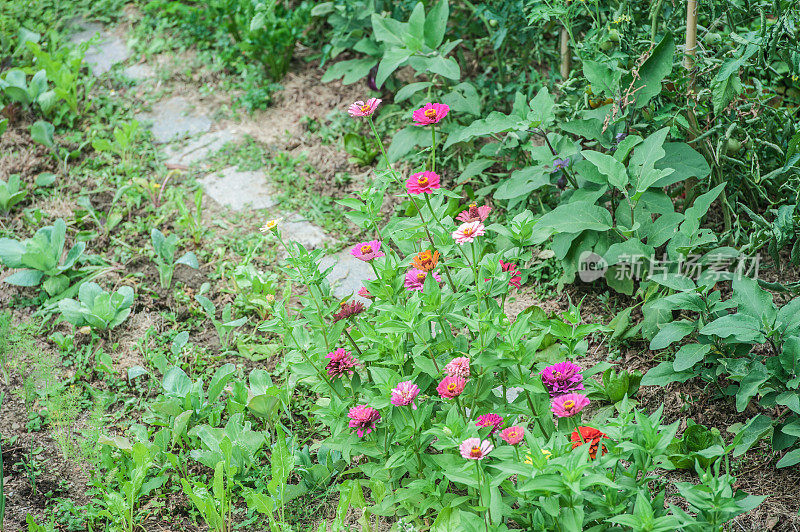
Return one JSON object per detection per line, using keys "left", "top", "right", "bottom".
{"left": 560, "top": 27, "right": 571, "bottom": 80}
{"left": 684, "top": 0, "right": 698, "bottom": 71}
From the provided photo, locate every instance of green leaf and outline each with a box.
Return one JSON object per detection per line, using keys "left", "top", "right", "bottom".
{"left": 536, "top": 202, "right": 613, "bottom": 235}
{"left": 30, "top": 120, "right": 54, "bottom": 149}
{"left": 582, "top": 150, "right": 628, "bottom": 191}
{"left": 700, "top": 314, "right": 764, "bottom": 343}
{"left": 633, "top": 32, "right": 675, "bottom": 108}
{"left": 395, "top": 81, "right": 433, "bottom": 102}
{"left": 654, "top": 143, "right": 711, "bottom": 187}
{"left": 735, "top": 363, "right": 769, "bottom": 412}
{"left": 423, "top": 0, "right": 449, "bottom": 49}
{"left": 375, "top": 47, "right": 412, "bottom": 88}
{"left": 641, "top": 361, "right": 694, "bottom": 386}
{"left": 426, "top": 55, "right": 460, "bottom": 80}
{"left": 3, "top": 269, "right": 44, "bottom": 286}
{"left": 673, "top": 343, "right": 711, "bottom": 372}
{"left": 733, "top": 414, "right": 773, "bottom": 456}
{"left": 777, "top": 448, "right": 800, "bottom": 468}
{"left": 583, "top": 60, "right": 620, "bottom": 96}
{"left": 650, "top": 320, "right": 696, "bottom": 350}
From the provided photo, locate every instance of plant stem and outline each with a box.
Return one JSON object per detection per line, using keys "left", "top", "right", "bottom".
{"left": 517, "top": 363, "right": 549, "bottom": 437}
{"left": 431, "top": 125, "right": 437, "bottom": 174}
{"left": 343, "top": 327, "right": 363, "bottom": 356}
{"left": 475, "top": 460, "right": 490, "bottom": 531}
{"left": 286, "top": 330, "right": 345, "bottom": 401}
{"left": 570, "top": 416, "right": 586, "bottom": 444}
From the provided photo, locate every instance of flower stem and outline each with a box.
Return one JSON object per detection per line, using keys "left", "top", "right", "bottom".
{"left": 287, "top": 330, "right": 344, "bottom": 401}
{"left": 343, "top": 327, "right": 362, "bottom": 356}
{"left": 455, "top": 395, "right": 468, "bottom": 422}
{"left": 517, "top": 363, "right": 549, "bottom": 438}
{"left": 570, "top": 416, "right": 586, "bottom": 444}
{"left": 474, "top": 460, "right": 490, "bottom": 531}
{"left": 430, "top": 125, "right": 437, "bottom": 174}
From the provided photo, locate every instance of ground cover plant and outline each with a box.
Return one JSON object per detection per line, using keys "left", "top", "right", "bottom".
{"left": 1, "top": 0, "right": 800, "bottom": 530}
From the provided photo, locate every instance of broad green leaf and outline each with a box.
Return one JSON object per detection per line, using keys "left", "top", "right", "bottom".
{"left": 30, "top": 120, "right": 54, "bottom": 149}
{"left": 536, "top": 202, "right": 613, "bottom": 236}
{"left": 673, "top": 343, "right": 711, "bottom": 372}
{"left": 582, "top": 150, "right": 628, "bottom": 191}
{"left": 423, "top": 0, "right": 449, "bottom": 49}
{"left": 650, "top": 320, "right": 696, "bottom": 350}
{"left": 633, "top": 32, "right": 675, "bottom": 108}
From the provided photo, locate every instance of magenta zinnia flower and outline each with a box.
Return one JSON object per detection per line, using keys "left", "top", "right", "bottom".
{"left": 391, "top": 381, "right": 420, "bottom": 410}
{"left": 413, "top": 103, "right": 449, "bottom": 126}
{"left": 348, "top": 405, "right": 381, "bottom": 437}
{"left": 500, "top": 426, "right": 525, "bottom": 445}
{"left": 325, "top": 348, "right": 359, "bottom": 378}
{"left": 351, "top": 240, "right": 385, "bottom": 261}
{"left": 406, "top": 171, "right": 440, "bottom": 195}
{"left": 500, "top": 260, "right": 522, "bottom": 289}
{"left": 456, "top": 203, "right": 492, "bottom": 223}
{"left": 540, "top": 362, "right": 584, "bottom": 396}
{"left": 475, "top": 413, "right": 504, "bottom": 434}
{"left": 348, "top": 98, "right": 382, "bottom": 118}
{"left": 551, "top": 393, "right": 590, "bottom": 418}
{"left": 444, "top": 357, "right": 470, "bottom": 378}
{"left": 358, "top": 286, "right": 373, "bottom": 299}
{"left": 404, "top": 268, "right": 442, "bottom": 291}
{"left": 452, "top": 221, "right": 485, "bottom": 244}
{"left": 459, "top": 438, "right": 493, "bottom": 460}
{"left": 437, "top": 375, "right": 466, "bottom": 399}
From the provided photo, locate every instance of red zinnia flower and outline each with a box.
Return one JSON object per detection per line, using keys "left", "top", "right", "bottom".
{"left": 570, "top": 426, "right": 609, "bottom": 460}
{"left": 333, "top": 300, "right": 365, "bottom": 322}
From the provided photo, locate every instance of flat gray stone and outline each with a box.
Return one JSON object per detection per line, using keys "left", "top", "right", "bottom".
{"left": 69, "top": 20, "right": 130, "bottom": 76}
{"left": 198, "top": 166, "right": 277, "bottom": 211}
{"left": 282, "top": 215, "right": 332, "bottom": 250}
{"left": 494, "top": 386, "right": 524, "bottom": 403}
{"left": 123, "top": 63, "right": 155, "bottom": 82}
{"left": 319, "top": 250, "right": 373, "bottom": 302}
{"left": 135, "top": 97, "right": 212, "bottom": 144}
{"left": 164, "top": 130, "right": 236, "bottom": 167}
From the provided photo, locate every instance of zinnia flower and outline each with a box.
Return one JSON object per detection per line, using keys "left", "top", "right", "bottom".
{"left": 358, "top": 286, "right": 373, "bottom": 299}
{"left": 456, "top": 203, "right": 492, "bottom": 223}
{"left": 348, "top": 98, "right": 382, "bottom": 118}
{"left": 540, "top": 362, "right": 584, "bottom": 396}
{"left": 348, "top": 405, "right": 381, "bottom": 437}
{"left": 333, "top": 300, "right": 365, "bottom": 322}
{"left": 500, "top": 260, "right": 522, "bottom": 289}
{"left": 444, "top": 357, "right": 470, "bottom": 378}
{"left": 437, "top": 375, "right": 466, "bottom": 399}
{"left": 351, "top": 240, "right": 385, "bottom": 261}
{"left": 551, "top": 393, "right": 590, "bottom": 418}
{"left": 570, "top": 426, "right": 609, "bottom": 460}
{"left": 452, "top": 221, "right": 485, "bottom": 244}
{"left": 406, "top": 171, "right": 440, "bottom": 195}
{"left": 500, "top": 426, "right": 525, "bottom": 445}
{"left": 390, "top": 381, "right": 420, "bottom": 410}
{"left": 475, "top": 413, "right": 504, "bottom": 434}
{"left": 411, "top": 250, "right": 439, "bottom": 272}
{"left": 459, "top": 438, "right": 493, "bottom": 460}
{"left": 260, "top": 219, "right": 281, "bottom": 233}
{"left": 413, "top": 103, "right": 449, "bottom": 126}
{"left": 404, "top": 268, "right": 442, "bottom": 291}
{"left": 325, "top": 348, "right": 359, "bottom": 378}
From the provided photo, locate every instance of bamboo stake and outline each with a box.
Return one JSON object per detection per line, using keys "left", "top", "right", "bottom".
{"left": 684, "top": 0, "right": 698, "bottom": 72}
{"left": 559, "top": 27, "right": 571, "bottom": 80}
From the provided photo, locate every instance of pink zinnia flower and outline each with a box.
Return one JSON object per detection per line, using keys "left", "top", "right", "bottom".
{"left": 444, "top": 357, "right": 470, "bottom": 378}
{"left": 452, "top": 221, "right": 485, "bottom": 244}
{"left": 500, "top": 260, "right": 522, "bottom": 289}
{"left": 404, "top": 268, "right": 442, "bottom": 291}
{"left": 406, "top": 171, "right": 440, "bottom": 195}
{"left": 540, "top": 362, "right": 584, "bottom": 396}
{"left": 325, "top": 348, "right": 359, "bottom": 378}
{"left": 413, "top": 103, "right": 449, "bottom": 126}
{"left": 351, "top": 240, "right": 385, "bottom": 261}
{"left": 475, "top": 413, "right": 504, "bottom": 434}
{"left": 459, "top": 438, "right": 493, "bottom": 460}
{"left": 390, "top": 381, "right": 420, "bottom": 410}
{"left": 348, "top": 98, "right": 382, "bottom": 118}
{"left": 358, "top": 286, "right": 373, "bottom": 299}
{"left": 456, "top": 203, "right": 492, "bottom": 223}
{"left": 437, "top": 375, "right": 466, "bottom": 399}
{"left": 551, "top": 393, "right": 590, "bottom": 418}
{"left": 348, "top": 404, "right": 381, "bottom": 437}
{"left": 500, "top": 426, "right": 525, "bottom": 445}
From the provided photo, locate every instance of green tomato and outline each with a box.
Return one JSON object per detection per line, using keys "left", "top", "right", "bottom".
{"left": 600, "top": 40, "right": 614, "bottom": 51}
{"left": 704, "top": 32, "right": 722, "bottom": 45}
{"left": 489, "top": 19, "right": 498, "bottom": 27}
{"left": 726, "top": 138, "right": 741, "bottom": 154}
{"left": 608, "top": 29, "right": 621, "bottom": 43}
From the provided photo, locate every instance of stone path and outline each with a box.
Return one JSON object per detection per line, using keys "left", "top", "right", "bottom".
{"left": 71, "top": 18, "right": 372, "bottom": 301}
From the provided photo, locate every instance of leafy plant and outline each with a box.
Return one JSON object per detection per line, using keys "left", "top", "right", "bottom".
{"left": 57, "top": 282, "right": 135, "bottom": 330}
{"left": 194, "top": 294, "right": 247, "bottom": 351}
{"left": 343, "top": 132, "right": 379, "bottom": 166}
{"left": 668, "top": 420, "right": 726, "bottom": 470}
{"left": 0, "top": 218, "right": 85, "bottom": 296}
{"left": 150, "top": 228, "right": 199, "bottom": 289}
{"left": 0, "top": 174, "right": 27, "bottom": 214}
{"left": 96, "top": 443, "right": 157, "bottom": 532}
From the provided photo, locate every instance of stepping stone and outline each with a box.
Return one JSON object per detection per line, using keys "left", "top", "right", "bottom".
{"left": 198, "top": 166, "right": 276, "bottom": 211}
{"left": 164, "top": 129, "right": 236, "bottom": 168}
{"left": 68, "top": 19, "right": 130, "bottom": 76}
{"left": 282, "top": 215, "right": 332, "bottom": 250}
{"left": 135, "top": 96, "right": 212, "bottom": 144}
{"left": 319, "top": 250, "right": 373, "bottom": 303}
{"left": 494, "top": 386, "right": 523, "bottom": 403}
{"left": 123, "top": 63, "right": 155, "bottom": 82}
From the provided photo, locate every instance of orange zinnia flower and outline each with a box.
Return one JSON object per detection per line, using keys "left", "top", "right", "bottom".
{"left": 411, "top": 250, "right": 440, "bottom": 272}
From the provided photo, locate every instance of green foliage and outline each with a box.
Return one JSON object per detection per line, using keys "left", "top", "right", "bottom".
{"left": 57, "top": 282, "right": 135, "bottom": 330}
{"left": 194, "top": 293, "right": 247, "bottom": 351}
{"left": 0, "top": 219, "right": 86, "bottom": 296}
{"left": 0, "top": 174, "right": 28, "bottom": 214}
{"left": 150, "top": 228, "right": 199, "bottom": 289}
